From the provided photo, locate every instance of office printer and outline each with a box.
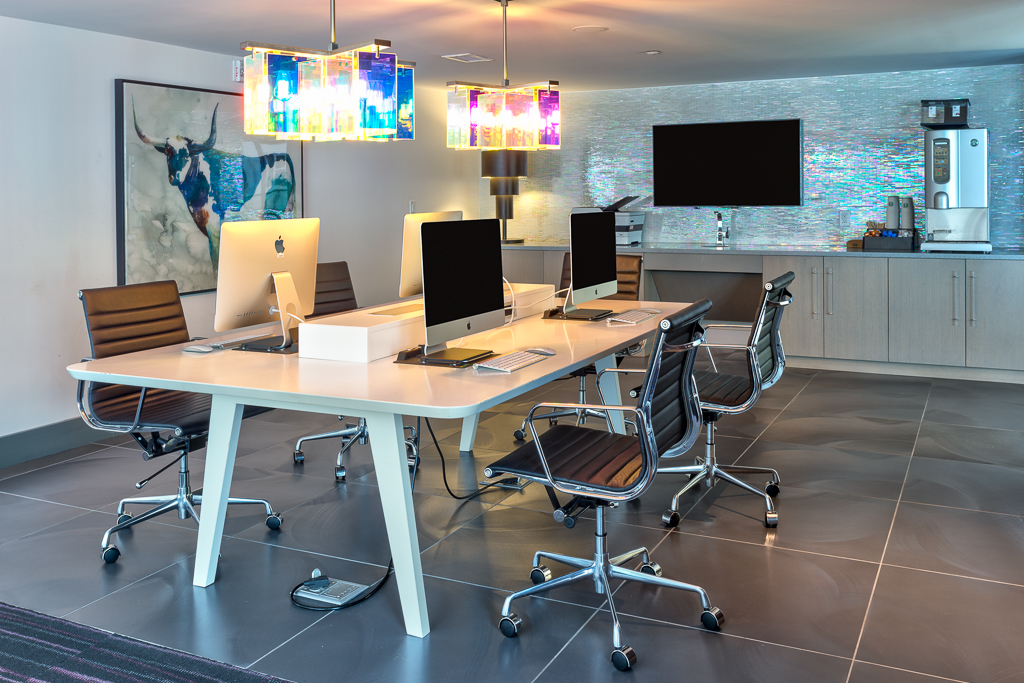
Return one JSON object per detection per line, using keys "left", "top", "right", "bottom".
{"left": 571, "top": 196, "right": 646, "bottom": 245}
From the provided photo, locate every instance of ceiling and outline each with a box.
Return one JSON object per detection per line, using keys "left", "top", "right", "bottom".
{"left": 4, "top": 0, "right": 1024, "bottom": 91}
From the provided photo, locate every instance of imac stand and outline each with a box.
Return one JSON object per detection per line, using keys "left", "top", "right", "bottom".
{"left": 557, "top": 286, "right": 612, "bottom": 322}
{"left": 240, "top": 271, "right": 304, "bottom": 354}
{"left": 419, "top": 342, "right": 493, "bottom": 367}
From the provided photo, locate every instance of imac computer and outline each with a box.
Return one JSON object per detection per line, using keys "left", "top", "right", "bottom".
{"left": 563, "top": 211, "right": 618, "bottom": 320}
{"left": 369, "top": 210, "right": 463, "bottom": 317}
{"left": 419, "top": 218, "right": 505, "bottom": 365}
{"left": 214, "top": 218, "right": 320, "bottom": 352}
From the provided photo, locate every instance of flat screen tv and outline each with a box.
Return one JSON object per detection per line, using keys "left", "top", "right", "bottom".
{"left": 653, "top": 119, "right": 803, "bottom": 207}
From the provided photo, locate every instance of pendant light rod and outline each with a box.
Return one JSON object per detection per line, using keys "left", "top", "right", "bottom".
{"left": 500, "top": 0, "right": 509, "bottom": 86}
{"left": 329, "top": 0, "right": 338, "bottom": 50}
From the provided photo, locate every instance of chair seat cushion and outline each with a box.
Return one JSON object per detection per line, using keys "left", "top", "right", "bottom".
{"left": 487, "top": 425, "right": 642, "bottom": 492}
{"left": 91, "top": 386, "right": 267, "bottom": 435}
{"left": 694, "top": 370, "right": 753, "bottom": 408}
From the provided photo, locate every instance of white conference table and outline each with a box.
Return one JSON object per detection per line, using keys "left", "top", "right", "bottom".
{"left": 66, "top": 299, "right": 685, "bottom": 638}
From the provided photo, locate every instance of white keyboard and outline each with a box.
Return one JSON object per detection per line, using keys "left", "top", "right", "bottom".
{"left": 473, "top": 350, "right": 547, "bottom": 373}
{"left": 209, "top": 333, "right": 274, "bottom": 349}
{"left": 606, "top": 309, "right": 660, "bottom": 325}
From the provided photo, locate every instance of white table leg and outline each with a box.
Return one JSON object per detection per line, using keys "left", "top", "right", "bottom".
{"left": 193, "top": 395, "right": 244, "bottom": 587}
{"left": 459, "top": 413, "right": 480, "bottom": 453}
{"left": 595, "top": 355, "right": 626, "bottom": 434}
{"left": 363, "top": 410, "right": 430, "bottom": 638}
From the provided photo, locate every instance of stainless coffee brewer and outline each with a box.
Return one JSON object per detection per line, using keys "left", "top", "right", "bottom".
{"left": 919, "top": 100, "right": 992, "bottom": 253}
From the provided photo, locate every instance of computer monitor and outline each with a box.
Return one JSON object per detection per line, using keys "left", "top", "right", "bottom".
{"left": 419, "top": 218, "right": 505, "bottom": 364}
{"left": 399, "top": 211, "right": 463, "bottom": 298}
{"left": 564, "top": 211, "right": 617, "bottom": 319}
{"left": 214, "top": 218, "right": 320, "bottom": 351}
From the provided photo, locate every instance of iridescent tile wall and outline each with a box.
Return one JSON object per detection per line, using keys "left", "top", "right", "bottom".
{"left": 489, "top": 65, "right": 1023, "bottom": 247}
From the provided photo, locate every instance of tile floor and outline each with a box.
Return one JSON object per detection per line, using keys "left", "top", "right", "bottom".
{"left": 2, "top": 351, "right": 1024, "bottom": 682}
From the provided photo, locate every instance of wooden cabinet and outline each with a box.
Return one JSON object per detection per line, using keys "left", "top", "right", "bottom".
{"left": 823, "top": 257, "right": 889, "bottom": 361}
{"left": 763, "top": 255, "right": 823, "bottom": 358}
{"left": 966, "top": 260, "right": 1024, "bottom": 371}
{"left": 888, "top": 259, "right": 966, "bottom": 366}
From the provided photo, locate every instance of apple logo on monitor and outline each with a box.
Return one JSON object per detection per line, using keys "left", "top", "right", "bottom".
{"left": 467, "top": 322, "right": 472, "bottom": 330}
{"left": 275, "top": 236, "right": 285, "bottom": 257}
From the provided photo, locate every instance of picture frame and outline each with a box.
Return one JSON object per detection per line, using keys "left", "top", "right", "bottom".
{"left": 115, "top": 79, "right": 304, "bottom": 294}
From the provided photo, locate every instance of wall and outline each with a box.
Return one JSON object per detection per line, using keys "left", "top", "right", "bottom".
{"left": 500, "top": 65, "right": 1024, "bottom": 247}
{"left": 0, "top": 16, "right": 478, "bottom": 441}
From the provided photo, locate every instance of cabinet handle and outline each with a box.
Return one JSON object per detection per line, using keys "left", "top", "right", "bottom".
{"left": 969, "top": 271, "right": 976, "bottom": 327}
{"left": 952, "top": 271, "right": 959, "bottom": 327}
{"left": 827, "top": 267, "right": 834, "bottom": 315}
{"left": 812, "top": 267, "right": 818, "bottom": 319}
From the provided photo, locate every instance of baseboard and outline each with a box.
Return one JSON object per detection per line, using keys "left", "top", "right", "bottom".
{"left": 787, "top": 356, "right": 1024, "bottom": 384}
{"left": 0, "top": 418, "right": 106, "bottom": 470}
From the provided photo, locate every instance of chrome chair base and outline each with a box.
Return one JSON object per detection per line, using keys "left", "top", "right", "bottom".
{"left": 497, "top": 504, "right": 722, "bottom": 671}
{"left": 659, "top": 422, "right": 780, "bottom": 528}
{"left": 293, "top": 417, "right": 419, "bottom": 481}
{"left": 100, "top": 453, "right": 281, "bottom": 564}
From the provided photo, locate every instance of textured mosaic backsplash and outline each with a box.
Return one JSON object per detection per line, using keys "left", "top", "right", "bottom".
{"left": 484, "top": 65, "right": 1023, "bottom": 247}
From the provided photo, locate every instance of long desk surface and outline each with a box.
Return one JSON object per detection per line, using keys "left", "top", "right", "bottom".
{"left": 66, "top": 299, "right": 687, "bottom": 638}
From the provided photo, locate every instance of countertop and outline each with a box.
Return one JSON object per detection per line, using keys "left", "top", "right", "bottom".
{"left": 501, "top": 241, "right": 1024, "bottom": 260}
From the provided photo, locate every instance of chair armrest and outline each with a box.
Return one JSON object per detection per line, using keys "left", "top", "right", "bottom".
{"left": 524, "top": 402, "right": 646, "bottom": 498}
{"left": 76, "top": 379, "right": 150, "bottom": 435}
{"left": 594, "top": 367, "right": 646, "bottom": 406}
{"left": 701, "top": 342, "right": 751, "bottom": 350}
{"left": 704, "top": 323, "right": 750, "bottom": 330}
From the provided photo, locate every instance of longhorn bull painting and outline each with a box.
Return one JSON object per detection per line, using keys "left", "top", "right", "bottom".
{"left": 116, "top": 80, "right": 302, "bottom": 294}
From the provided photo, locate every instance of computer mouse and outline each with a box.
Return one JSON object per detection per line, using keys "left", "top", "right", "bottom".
{"left": 527, "top": 347, "right": 556, "bottom": 356}
{"left": 184, "top": 344, "right": 214, "bottom": 354}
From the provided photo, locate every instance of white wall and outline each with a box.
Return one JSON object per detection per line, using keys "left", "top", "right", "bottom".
{"left": 0, "top": 16, "right": 479, "bottom": 439}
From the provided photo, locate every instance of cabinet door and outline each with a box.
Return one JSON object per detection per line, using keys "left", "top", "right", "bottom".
{"left": 823, "top": 257, "right": 889, "bottom": 361}
{"left": 764, "top": 255, "right": 823, "bottom": 358}
{"left": 888, "top": 259, "right": 965, "bottom": 366}
{"left": 966, "top": 260, "right": 1024, "bottom": 370}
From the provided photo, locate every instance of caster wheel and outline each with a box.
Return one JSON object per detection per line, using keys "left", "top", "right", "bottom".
{"left": 498, "top": 613, "right": 522, "bottom": 638}
{"left": 101, "top": 545, "right": 120, "bottom": 564}
{"left": 662, "top": 509, "right": 680, "bottom": 528}
{"left": 765, "top": 481, "right": 780, "bottom": 498}
{"left": 117, "top": 512, "right": 133, "bottom": 525}
{"left": 530, "top": 565, "right": 552, "bottom": 584}
{"left": 335, "top": 467, "right": 346, "bottom": 482}
{"left": 639, "top": 562, "right": 662, "bottom": 577}
{"left": 764, "top": 510, "right": 779, "bottom": 528}
{"left": 701, "top": 606, "right": 724, "bottom": 630}
{"left": 563, "top": 516, "right": 576, "bottom": 529}
{"left": 610, "top": 646, "right": 637, "bottom": 671}
{"left": 513, "top": 429, "right": 526, "bottom": 441}
{"left": 293, "top": 450, "right": 304, "bottom": 464}
{"left": 266, "top": 513, "right": 284, "bottom": 530}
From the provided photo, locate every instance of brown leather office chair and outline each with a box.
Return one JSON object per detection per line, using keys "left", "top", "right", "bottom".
{"left": 512, "top": 252, "right": 644, "bottom": 439}
{"left": 291, "top": 262, "right": 419, "bottom": 480}
{"left": 76, "top": 280, "right": 282, "bottom": 564}
{"left": 485, "top": 300, "right": 722, "bottom": 671}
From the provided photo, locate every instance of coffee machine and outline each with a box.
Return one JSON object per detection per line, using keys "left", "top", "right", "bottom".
{"left": 920, "top": 100, "right": 991, "bottom": 253}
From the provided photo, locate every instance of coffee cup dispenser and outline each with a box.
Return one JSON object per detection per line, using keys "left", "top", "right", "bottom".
{"left": 921, "top": 128, "right": 991, "bottom": 253}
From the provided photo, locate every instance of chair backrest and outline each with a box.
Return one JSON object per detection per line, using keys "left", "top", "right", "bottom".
{"left": 558, "top": 252, "right": 644, "bottom": 301}
{"left": 746, "top": 271, "right": 795, "bottom": 390}
{"left": 309, "top": 261, "right": 358, "bottom": 318}
{"left": 79, "top": 280, "right": 189, "bottom": 359}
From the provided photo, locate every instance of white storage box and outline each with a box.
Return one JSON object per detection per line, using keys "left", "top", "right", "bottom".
{"left": 505, "top": 282, "right": 555, "bottom": 320}
{"left": 299, "top": 303, "right": 425, "bottom": 363}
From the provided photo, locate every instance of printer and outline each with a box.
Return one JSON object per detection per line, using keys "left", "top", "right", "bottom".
{"left": 571, "top": 196, "right": 646, "bottom": 245}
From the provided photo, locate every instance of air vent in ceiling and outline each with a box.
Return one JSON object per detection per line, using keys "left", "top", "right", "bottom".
{"left": 442, "top": 53, "right": 493, "bottom": 63}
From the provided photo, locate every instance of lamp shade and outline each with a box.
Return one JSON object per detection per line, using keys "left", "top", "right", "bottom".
{"left": 447, "top": 82, "right": 559, "bottom": 150}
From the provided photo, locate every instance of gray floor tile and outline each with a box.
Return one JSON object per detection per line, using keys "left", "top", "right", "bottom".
{"left": 537, "top": 614, "right": 851, "bottom": 683}
{"left": 736, "top": 440, "right": 910, "bottom": 500}
{"left": 901, "top": 456, "right": 1024, "bottom": 517}
{"left": 924, "top": 379, "right": 1024, "bottom": 431}
{"left": 0, "top": 492, "right": 93, "bottom": 547}
{"left": 884, "top": 502, "right": 1024, "bottom": 585}
{"left": 848, "top": 661, "right": 969, "bottom": 683}
{"left": 246, "top": 408, "right": 347, "bottom": 430}
{"left": 0, "top": 442, "right": 109, "bottom": 482}
{"left": 67, "top": 537, "right": 378, "bottom": 669}
{"left": 788, "top": 372, "right": 931, "bottom": 421}
{"left": 680, "top": 486, "right": 897, "bottom": 562}
{"left": 857, "top": 565, "right": 1024, "bottom": 682}
{"left": 759, "top": 411, "right": 921, "bottom": 456}
{"left": 913, "top": 420, "right": 1024, "bottom": 469}
{"left": 252, "top": 575, "right": 594, "bottom": 683}
{"left": 705, "top": 406, "right": 783, "bottom": 439}
{"left": 613, "top": 533, "right": 877, "bottom": 658}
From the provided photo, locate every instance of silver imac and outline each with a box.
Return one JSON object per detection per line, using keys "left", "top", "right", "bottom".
{"left": 214, "top": 218, "right": 320, "bottom": 352}
{"left": 399, "top": 210, "right": 463, "bottom": 298}
{"left": 564, "top": 211, "right": 618, "bottom": 320}
{"left": 419, "top": 218, "right": 505, "bottom": 365}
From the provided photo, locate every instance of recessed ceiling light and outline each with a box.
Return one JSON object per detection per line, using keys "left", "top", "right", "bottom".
{"left": 645, "top": 50, "right": 661, "bottom": 55}
{"left": 572, "top": 26, "right": 609, "bottom": 33}
{"left": 442, "top": 53, "right": 493, "bottom": 63}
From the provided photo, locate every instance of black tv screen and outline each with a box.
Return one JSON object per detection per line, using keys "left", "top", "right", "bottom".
{"left": 653, "top": 119, "right": 803, "bottom": 207}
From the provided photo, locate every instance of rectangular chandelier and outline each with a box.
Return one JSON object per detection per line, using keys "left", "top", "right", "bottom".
{"left": 242, "top": 39, "right": 414, "bottom": 142}
{"left": 446, "top": 81, "right": 559, "bottom": 150}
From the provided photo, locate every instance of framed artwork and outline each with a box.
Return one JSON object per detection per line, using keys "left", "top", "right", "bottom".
{"left": 115, "top": 79, "right": 303, "bottom": 294}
